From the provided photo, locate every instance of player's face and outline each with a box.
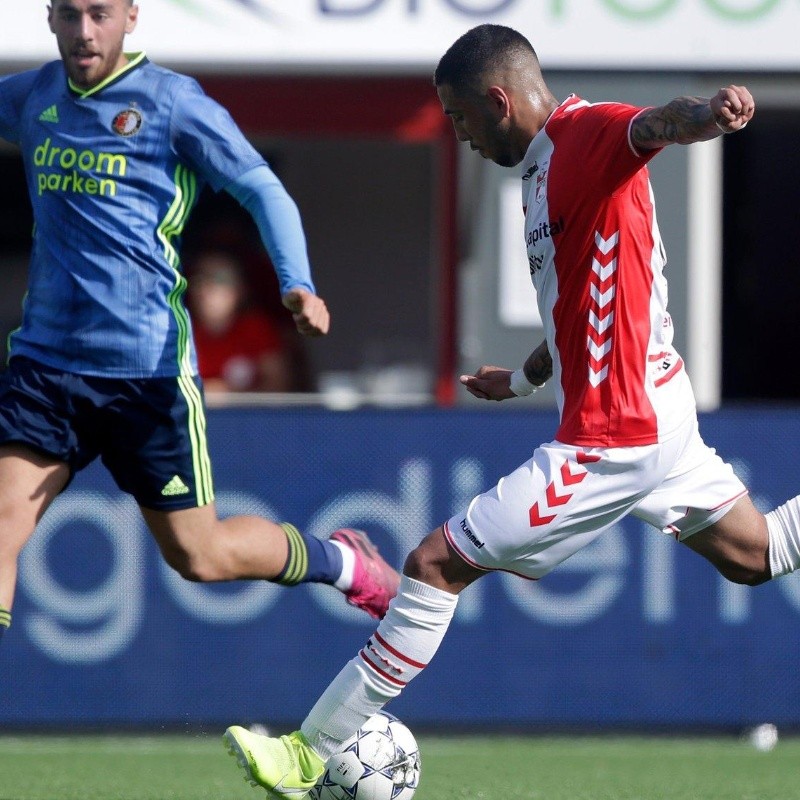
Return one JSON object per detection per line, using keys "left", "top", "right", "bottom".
{"left": 48, "top": 0, "right": 139, "bottom": 90}
{"left": 437, "top": 83, "right": 520, "bottom": 168}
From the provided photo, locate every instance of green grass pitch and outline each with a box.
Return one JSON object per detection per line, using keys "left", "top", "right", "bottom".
{"left": 0, "top": 733, "right": 797, "bottom": 799}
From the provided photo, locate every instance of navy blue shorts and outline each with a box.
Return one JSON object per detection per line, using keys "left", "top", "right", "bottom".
{"left": 0, "top": 356, "right": 214, "bottom": 511}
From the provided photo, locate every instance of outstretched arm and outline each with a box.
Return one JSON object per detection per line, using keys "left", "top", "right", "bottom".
{"left": 282, "top": 287, "right": 330, "bottom": 338}
{"left": 461, "top": 340, "right": 553, "bottom": 402}
{"left": 631, "top": 85, "right": 754, "bottom": 151}
{"left": 227, "top": 165, "right": 330, "bottom": 337}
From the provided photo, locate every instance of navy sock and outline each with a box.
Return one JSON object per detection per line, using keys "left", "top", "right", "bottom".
{"left": 275, "top": 523, "right": 344, "bottom": 586}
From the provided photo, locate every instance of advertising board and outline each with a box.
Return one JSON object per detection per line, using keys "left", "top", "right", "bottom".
{"left": 2, "top": 407, "right": 799, "bottom": 729}
{"left": 1, "top": 2, "right": 799, "bottom": 71}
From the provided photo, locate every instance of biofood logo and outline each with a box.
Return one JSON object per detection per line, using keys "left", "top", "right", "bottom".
{"left": 165, "top": 0, "right": 280, "bottom": 18}
{"left": 165, "top": 0, "right": 789, "bottom": 23}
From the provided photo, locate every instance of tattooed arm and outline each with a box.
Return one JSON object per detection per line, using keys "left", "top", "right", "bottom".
{"left": 460, "top": 340, "right": 553, "bottom": 402}
{"left": 522, "top": 339, "right": 553, "bottom": 387}
{"left": 631, "top": 85, "right": 754, "bottom": 151}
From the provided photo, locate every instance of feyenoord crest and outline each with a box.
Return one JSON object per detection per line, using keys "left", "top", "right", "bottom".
{"left": 111, "top": 107, "right": 142, "bottom": 137}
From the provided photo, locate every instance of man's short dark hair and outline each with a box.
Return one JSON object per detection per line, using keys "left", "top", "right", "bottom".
{"left": 434, "top": 24, "right": 538, "bottom": 93}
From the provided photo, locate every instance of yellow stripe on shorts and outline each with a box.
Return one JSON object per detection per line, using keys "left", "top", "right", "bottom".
{"left": 177, "top": 375, "right": 214, "bottom": 506}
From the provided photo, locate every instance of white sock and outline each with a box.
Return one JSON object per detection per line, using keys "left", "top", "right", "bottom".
{"left": 331, "top": 540, "right": 355, "bottom": 591}
{"left": 301, "top": 575, "right": 458, "bottom": 759}
{"left": 766, "top": 495, "right": 800, "bottom": 578}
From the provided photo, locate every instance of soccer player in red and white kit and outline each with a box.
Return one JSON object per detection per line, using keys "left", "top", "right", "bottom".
{"left": 223, "top": 25, "right": 800, "bottom": 796}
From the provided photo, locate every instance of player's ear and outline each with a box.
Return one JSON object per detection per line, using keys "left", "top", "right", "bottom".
{"left": 486, "top": 85, "right": 511, "bottom": 120}
{"left": 125, "top": 2, "right": 139, "bottom": 35}
{"left": 47, "top": 5, "right": 55, "bottom": 34}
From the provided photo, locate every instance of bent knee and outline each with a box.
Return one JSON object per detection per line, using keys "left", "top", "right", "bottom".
{"left": 403, "top": 546, "right": 435, "bottom": 583}
{"left": 717, "top": 562, "right": 771, "bottom": 587}
{"left": 403, "top": 527, "right": 485, "bottom": 592}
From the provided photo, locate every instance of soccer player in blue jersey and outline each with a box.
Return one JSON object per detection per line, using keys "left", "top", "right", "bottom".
{"left": 0, "top": 0, "right": 399, "bottom": 648}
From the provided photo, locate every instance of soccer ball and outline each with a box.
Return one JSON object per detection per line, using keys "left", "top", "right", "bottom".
{"left": 308, "top": 711, "right": 421, "bottom": 800}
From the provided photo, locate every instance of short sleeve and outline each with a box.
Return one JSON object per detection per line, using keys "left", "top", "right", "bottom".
{"left": 548, "top": 100, "right": 662, "bottom": 195}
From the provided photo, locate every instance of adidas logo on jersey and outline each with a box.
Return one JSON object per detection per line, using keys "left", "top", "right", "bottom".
{"left": 161, "top": 475, "right": 190, "bottom": 496}
{"left": 38, "top": 105, "right": 59, "bottom": 123}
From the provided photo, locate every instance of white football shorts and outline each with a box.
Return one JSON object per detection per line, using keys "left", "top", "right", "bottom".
{"left": 444, "top": 415, "right": 747, "bottom": 580}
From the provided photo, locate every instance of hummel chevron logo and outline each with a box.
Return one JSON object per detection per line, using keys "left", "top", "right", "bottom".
{"left": 38, "top": 105, "right": 59, "bottom": 123}
{"left": 587, "top": 230, "right": 619, "bottom": 388}
{"left": 594, "top": 230, "right": 619, "bottom": 255}
{"left": 529, "top": 503, "right": 556, "bottom": 527}
{"left": 588, "top": 336, "right": 612, "bottom": 361}
{"left": 529, "top": 460, "right": 590, "bottom": 527}
{"left": 161, "top": 475, "right": 190, "bottom": 496}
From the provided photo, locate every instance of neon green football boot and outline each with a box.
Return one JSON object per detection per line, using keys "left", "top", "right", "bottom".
{"left": 223, "top": 726, "right": 325, "bottom": 798}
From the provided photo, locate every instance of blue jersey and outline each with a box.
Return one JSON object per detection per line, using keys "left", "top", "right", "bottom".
{"left": 0, "top": 54, "right": 279, "bottom": 378}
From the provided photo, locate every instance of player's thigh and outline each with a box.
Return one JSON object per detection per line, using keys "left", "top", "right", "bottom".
{"left": 140, "top": 502, "right": 220, "bottom": 572}
{"left": 443, "top": 440, "right": 667, "bottom": 580}
{"left": 633, "top": 422, "right": 747, "bottom": 541}
{"left": 680, "top": 494, "right": 768, "bottom": 582}
{"left": 0, "top": 355, "right": 96, "bottom": 476}
{"left": 0, "top": 444, "right": 70, "bottom": 554}
{"left": 99, "top": 374, "right": 215, "bottom": 511}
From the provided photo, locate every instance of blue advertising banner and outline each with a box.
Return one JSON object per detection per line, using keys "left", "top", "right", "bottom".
{"left": 1, "top": 407, "right": 799, "bottom": 730}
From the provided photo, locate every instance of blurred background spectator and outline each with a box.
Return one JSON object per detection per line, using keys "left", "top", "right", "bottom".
{"left": 187, "top": 248, "right": 294, "bottom": 395}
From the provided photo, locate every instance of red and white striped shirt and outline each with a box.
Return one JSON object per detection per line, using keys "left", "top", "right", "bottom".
{"left": 523, "top": 95, "right": 695, "bottom": 447}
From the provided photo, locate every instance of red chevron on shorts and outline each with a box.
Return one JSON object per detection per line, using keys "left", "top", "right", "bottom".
{"left": 529, "top": 458, "right": 591, "bottom": 527}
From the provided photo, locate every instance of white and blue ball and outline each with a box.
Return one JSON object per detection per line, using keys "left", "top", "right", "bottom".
{"left": 308, "top": 711, "right": 421, "bottom": 800}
